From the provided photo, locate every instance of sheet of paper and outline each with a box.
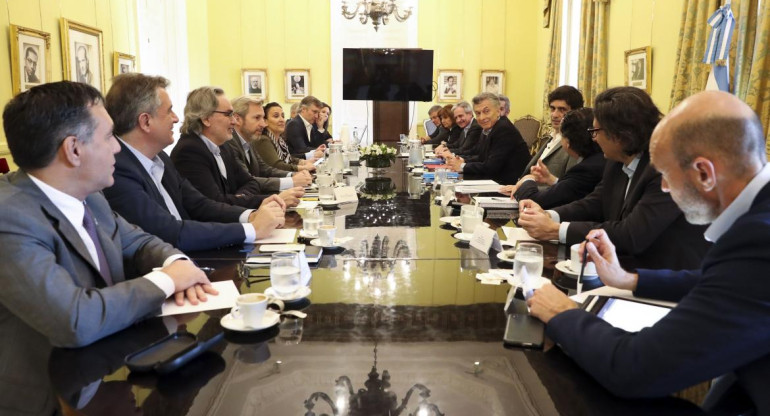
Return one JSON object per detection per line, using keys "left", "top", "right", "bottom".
{"left": 470, "top": 226, "right": 502, "bottom": 253}
{"left": 255, "top": 228, "right": 297, "bottom": 244}
{"left": 456, "top": 184, "right": 505, "bottom": 193}
{"left": 456, "top": 180, "right": 499, "bottom": 186}
{"left": 159, "top": 280, "right": 240, "bottom": 317}
{"left": 570, "top": 286, "right": 677, "bottom": 308}
{"left": 258, "top": 243, "right": 306, "bottom": 252}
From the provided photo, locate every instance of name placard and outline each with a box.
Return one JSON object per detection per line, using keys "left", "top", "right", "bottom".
{"left": 334, "top": 186, "right": 359, "bottom": 204}
{"left": 470, "top": 226, "right": 502, "bottom": 253}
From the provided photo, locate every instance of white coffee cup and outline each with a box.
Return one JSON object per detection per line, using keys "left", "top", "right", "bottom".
{"left": 318, "top": 225, "right": 337, "bottom": 246}
{"left": 231, "top": 293, "right": 268, "bottom": 328}
{"left": 460, "top": 205, "right": 484, "bottom": 233}
{"left": 570, "top": 244, "right": 597, "bottom": 276}
{"left": 423, "top": 144, "right": 433, "bottom": 153}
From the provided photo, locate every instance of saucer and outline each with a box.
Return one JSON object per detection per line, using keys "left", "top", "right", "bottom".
{"left": 555, "top": 260, "right": 598, "bottom": 279}
{"left": 453, "top": 232, "right": 473, "bottom": 242}
{"left": 496, "top": 249, "right": 517, "bottom": 263}
{"left": 439, "top": 216, "right": 460, "bottom": 224}
{"left": 450, "top": 219, "right": 490, "bottom": 230}
{"left": 265, "top": 286, "right": 312, "bottom": 301}
{"left": 220, "top": 310, "right": 280, "bottom": 332}
{"left": 310, "top": 238, "right": 343, "bottom": 248}
{"left": 318, "top": 199, "right": 339, "bottom": 206}
{"left": 298, "top": 230, "right": 319, "bottom": 239}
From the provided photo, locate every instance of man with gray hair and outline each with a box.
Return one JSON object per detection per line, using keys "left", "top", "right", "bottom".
{"left": 226, "top": 96, "right": 312, "bottom": 191}
{"left": 103, "top": 74, "right": 286, "bottom": 251}
{"left": 171, "top": 86, "right": 302, "bottom": 209}
{"left": 420, "top": 104, "right": 448, "bottom": 146}
{"left": 498, "top": 94, "right": 511, "bottom": 117}
{"left": 285, "top": 95, "right": 327, "bottom": 159}
{"left": 434, "top": 101, "right": 478, "bottom": 158}
{"left": 446, "top": 93, "right": 529, "bottom": 184}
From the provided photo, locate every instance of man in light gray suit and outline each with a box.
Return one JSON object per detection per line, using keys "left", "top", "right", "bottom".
{"left": 0, "top": 82, "right": 216, "bottom": 414}
{"left": 227, "top": 95, "right": 312, "bottom": 190}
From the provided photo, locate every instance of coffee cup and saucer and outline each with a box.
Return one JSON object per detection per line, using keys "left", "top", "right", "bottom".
{"left": 554, "top": 244, "right": 599, "bottom": 279}
{"left": 220, "top": 293, "right": 282, "bottom": 332}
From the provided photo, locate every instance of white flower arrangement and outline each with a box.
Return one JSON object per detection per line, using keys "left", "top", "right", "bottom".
{"left": 360, "top": 143, "right": 397, "bottom": 168}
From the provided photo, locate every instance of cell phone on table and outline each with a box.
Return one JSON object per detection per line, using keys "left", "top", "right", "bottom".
{"left": 503, "top": 297, "right": 544, "bottom": 350}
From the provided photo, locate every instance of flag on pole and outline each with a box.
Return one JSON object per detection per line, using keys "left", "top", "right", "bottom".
{"left": 703, "top": 2, "right": 735, "bottom": 92}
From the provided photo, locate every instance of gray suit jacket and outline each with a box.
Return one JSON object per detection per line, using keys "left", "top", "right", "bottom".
{"left": 0, "top": 171, "right": 179, "bottom": 414}
{"left": 226, "top": 133, "right": 292, "bottom": 192}
{"left": 521, "top": 137, "right": 577, "bottom": 180}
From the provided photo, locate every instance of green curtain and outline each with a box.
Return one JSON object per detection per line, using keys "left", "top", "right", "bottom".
{"left": 543, "top": 0, "right": 563, "bottom": 120}
{"left": 669, "top": 0, "right": 720, "bottom": 110}
{"left": 744, "top": 1, "right": 770, "bottom": 152}
{"left": 577, "top": 0, "right": 609, "bottom": 107}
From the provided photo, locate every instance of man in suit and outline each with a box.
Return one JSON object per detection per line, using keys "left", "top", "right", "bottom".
{"left": 226, "top": 95, "right": 312, "bottom": 190}
{"left": 528, "top": 91, "right": 770, "bottom": 414}
{"left": 0, "top": 82, "right": 215, "bottom": 413}
{"left": 518, "top": 87, "right": 710, "bottom": 270}
{"left": 434, "top": 101, "right": 480, "bottom": 158}
{"left": 446, "top": 93, "right": 530, "bottom": 185}
{"left": 520, "top": 86, "right": 583, "bottom": 183}
{"left": 23, "top": 46, "right": 40, "bottom": 83}
{"left": 284, "top": 95, "right": 326, "bottom": 159}
{"left": 170, "top": 86, "right": 303, "bottom": 209}
{"left": 498, "top": 94, "right": 511, "bottom": 117}
{"left": 420, "top": 105, "right": 448, "bottom": 146}
{"left": 103, "top": 74, "right": 286, "bottom": 252}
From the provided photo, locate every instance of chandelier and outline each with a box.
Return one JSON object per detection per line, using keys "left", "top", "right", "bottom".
{"left": 341, "top": 1, "right": 413, "bottom": 31}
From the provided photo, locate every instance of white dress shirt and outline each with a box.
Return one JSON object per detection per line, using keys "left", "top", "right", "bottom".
{"left": 199, "top": 134, "right": 227, "bottom": 180}
{"left": 120, "top": 139, "right": 183, "bottom": 221}
{"left": 300, "top": 116, "right": 316, "bottom": 160}
{"left": 705, "top": 163, "right": 770, "bottom": 242}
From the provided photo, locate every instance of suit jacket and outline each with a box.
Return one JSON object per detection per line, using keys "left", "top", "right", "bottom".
{"left": 252, "top": 134, "right": 301, "bottom": 172}
{"left": 0, "top": 171, "right": 178, "bottom": 413}
{"left": 170, "top": 133, "right": 267, "bottom": 209}
{"left": 546, "top": 181, "right": 770, "bottom": 414}
{"left": 226, "top": 132, "right": 289, "bottom": 192}
{"left": 553, "top": 151, "right": 710, "bottom": 270}
{"left": 443, "top": 125, "right": 463, "bottom": 149}
{"left": 423, "top": 126, "right": 448, "bottom": 146}
{"left": 514, "top": 152, "right": 605, "bottom": 209}
{"left": 454, "top": 119, "right": 483, "bottom": 159}
{"left": 311, "top": 127, "right": 332, "bottom": 148}
{"left": 284, "top": 114, "right": 315, "bottom": 158}
{"left": 104, "top": 141, "right": 247, "bottom": 251}
{"left": 521, "top": 136, "right": 578, "bottom": 179}
{"left": 462, "top": 117, "right": 530, "bottom": 185}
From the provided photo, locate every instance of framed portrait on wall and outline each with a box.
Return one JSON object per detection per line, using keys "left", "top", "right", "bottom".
{"left": 242, "top": 69, "right": 267, "bottom": 100}
{"left": 625, "top": 46, "right": 652, "bottom": 94}
{"left": 113, "top": 52, "right": 135, "bottom": 76}
{"left": 60, "top": 19, "right": 105, "bottom": 92}
{"left": 285, "top": 69, "right": 309, "bottom": 102}
{"left": 480, "top": 70, "right": 504, "bottom": 95}
{"left": 437, "top": 69, "right": 462, "bottom": 102}
{"left": 9, "top": 25, "right": 52, "bottom": 95}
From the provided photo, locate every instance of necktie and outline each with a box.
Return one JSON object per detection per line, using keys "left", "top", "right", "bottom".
{"left": 82, "top": 203, "right": 114, "bottom": 286}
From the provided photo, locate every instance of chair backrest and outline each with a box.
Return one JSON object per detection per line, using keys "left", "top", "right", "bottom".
{"left": 423, "top": 119, "right": 437, "bottom": 137}
{"left": 513, "top": 115, "right": 542, "bottom": 149}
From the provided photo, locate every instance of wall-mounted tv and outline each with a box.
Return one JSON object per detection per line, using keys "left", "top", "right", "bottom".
{"left": 342, "top": 48, "right": 434, "bottom": 102}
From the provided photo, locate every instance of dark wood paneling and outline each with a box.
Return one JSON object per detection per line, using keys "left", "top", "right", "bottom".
{"left": 373, "top": 101, "right": 409, "bottom": 144}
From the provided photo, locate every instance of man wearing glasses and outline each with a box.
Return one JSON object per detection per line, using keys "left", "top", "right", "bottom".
{"left": 23, "top": 46, "right": 39, "bottom": 84}
{"left": 518, "top": 87, "right": 710, "bottom": 270}
{"left": 170, "top": 86, "right": 302, "bottom": 209}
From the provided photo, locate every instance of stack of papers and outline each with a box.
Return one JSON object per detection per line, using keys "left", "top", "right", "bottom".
{"left": 423, "top": 158, "right": 443, "bottom": 165}
{"left": 255, "top": 229, "right": 297, "bottom": 244}
{"left": 159, "top": 280, "right": 240, "bottom": 316}
{"left": 500, "top": 227, "right": 537, "bottom": 246}
{"left": 455, "top": 180, "right": 502, "bottom": 194}
{"left": 472, "top": 196, "right": 519, "bottom": 209}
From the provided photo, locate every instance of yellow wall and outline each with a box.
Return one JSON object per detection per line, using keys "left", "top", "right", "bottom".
{"left": 188, "top": 0, "right": 332, "bottom": 109}
{"left": 0, "top": 0, "right": 138, "bottom": 167}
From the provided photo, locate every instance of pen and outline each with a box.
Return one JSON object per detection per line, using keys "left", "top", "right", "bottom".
{"left": 577, "top": 239, "right": 588, "bottom": 296}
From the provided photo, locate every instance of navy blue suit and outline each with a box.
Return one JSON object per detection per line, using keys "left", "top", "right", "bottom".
{"left": 462, "top": 117, "right": 530, "bottom": 185}
{"left": 546, "top": 181, "right": 770, "bottom": 414}
{"left": 514, "top": 152, "right": 605, "bottom": 209}
{"left": 284, "top": 114, "right": 315, "bottom": 158}
{"left": 104, "top": 141, "right": 247, "bottom": 251}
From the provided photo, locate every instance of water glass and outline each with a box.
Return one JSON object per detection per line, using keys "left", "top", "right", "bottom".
{"left": 514, "top": 243, "right": 544, "bottom": 298}
{"left": 316, "top": 173, "right": 333, "bottom": 187}
{"left": 460, "top": 205, "right": 484, "bottom": 233}
{"left": 319, "top": 184, "right": 334, "bottom": 202}
{"left": 270, "top": 252, "right": 301, "bottom": 297}
{"left": 303, "top": 208, "right": 321, "bottom": 236}
{"left": 435, "top": 168, "right": 449, "bottom": 185}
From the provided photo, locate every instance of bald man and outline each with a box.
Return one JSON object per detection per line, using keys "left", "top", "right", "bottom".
{"left": 527, "top": 91, "right": 770, "bottom": 413}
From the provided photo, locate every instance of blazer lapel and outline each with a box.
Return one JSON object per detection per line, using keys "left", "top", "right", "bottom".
{"left": 620, "top": 153, "right": 651, "bottom": 218}
{"left": 119, "top": 142, "right": 166, "bottom": 206}
{"left": 86, "top": 194, "right": 125, "bottom": 284}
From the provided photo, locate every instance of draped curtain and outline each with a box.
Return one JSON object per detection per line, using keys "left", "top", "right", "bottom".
{"left": 732, "top": 0, "right": 758, "bottom": 97}
{"left": 743, "top": 1, "right": 770, "bottom": 151}
{"left": 543, "top": 0, "right": 563, "bottom": 120}
{"left": 577, "top": 0, "right": 609, "bottom": 107}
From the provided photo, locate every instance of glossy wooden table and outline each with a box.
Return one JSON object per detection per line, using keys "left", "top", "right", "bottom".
{"left": 47, "top": 159, "right": 706, "bottom": 416}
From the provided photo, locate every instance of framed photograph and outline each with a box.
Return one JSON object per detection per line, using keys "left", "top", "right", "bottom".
{"left": 113, "top": 52, "right": 135, "bottom": 76}
{"left": 625, "top": 46, "right": 652, "bottom": 94}
{"left": 242, "top": 68, "right": 267, "bottom": 100}
{"left": 480, "top": 70, "right": 504, "bottom": 95}
{"left": 9, "top": 25, "right": 51, "bottom": 95}
{"left": 60, "top": 19, "right": 105, "bottom": 92}
{"left": 285, "top": 69, "right": 309, "bottom": 102}
{"left": 437, "top": 69, "right": 462, "bottom": 102}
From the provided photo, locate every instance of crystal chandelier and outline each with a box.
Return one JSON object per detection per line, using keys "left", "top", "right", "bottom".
{"left": 341, "top": 1, "right": 413, "bottom": 32}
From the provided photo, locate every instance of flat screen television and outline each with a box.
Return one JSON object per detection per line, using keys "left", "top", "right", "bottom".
{"left": 342, "top": 48, "right": 434, "bottom": 102}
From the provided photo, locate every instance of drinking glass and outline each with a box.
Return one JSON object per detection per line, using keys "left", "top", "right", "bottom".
{"left": 435, "top": 168, "right": 449, "bottom": 186}
{"left": 270, "top": 252, "right": 301, "bottom": 297}
{"left": 303, "top": 208, "right": 321, "bottom": 236}
{"left": 514, "top": 243, "right": 544, "bottom": 298}
{"left": 319, "top": 184, "right": 334, "bottom": 202}
{"left": 460, "top": 205, "right": 484, "bottom": 233}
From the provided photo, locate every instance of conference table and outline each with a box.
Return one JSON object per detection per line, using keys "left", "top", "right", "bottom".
{"left": 47, "top": 158, "right": 708, "bottom": 416}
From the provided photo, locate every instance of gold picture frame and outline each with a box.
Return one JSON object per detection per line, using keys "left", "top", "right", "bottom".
{"left": 10, "top": 24, "right": 52, "bottom": 95}
{"left": 60, "top": 19, "right": 105, "bottom": 92}
{"left": 242, "top": 68, "right": 267, "bottom": 100}
{"left": 480, "top": 70, "right": 504, "bottom": 95}
{"left": 113, "top": 52, "right": 135, "bottom": 76}
{"left": 285, "top": 69, "right": 310, "bottom": 102}
{"left": 625, "top": 46, "right": 652, "bottom": 94}
{"left": 437, "top": 69, "right": 462, "bottom": 103}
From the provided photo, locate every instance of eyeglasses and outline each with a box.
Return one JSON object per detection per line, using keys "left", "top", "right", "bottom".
{"left": 213, "top": 110, "right": 235, "bottom": 118}
{"left": 587, "top": 127, "right": 603, "bottom": 138}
